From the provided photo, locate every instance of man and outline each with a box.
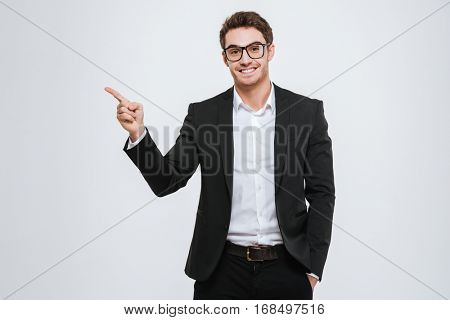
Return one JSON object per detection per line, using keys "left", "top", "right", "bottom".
{"left": 105, "top": 11, "right": 335, "bottom": 300}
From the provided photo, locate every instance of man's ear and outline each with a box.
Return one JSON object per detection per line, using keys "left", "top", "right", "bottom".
{"left": 222, "top": 52, "right": 229, "bottom": 67}
{"left": 267, "top": 43, "right": 275, "bottom": 62}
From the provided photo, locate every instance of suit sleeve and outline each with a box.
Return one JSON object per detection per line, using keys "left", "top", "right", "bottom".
{"left": 126, "top": 129, "right": 147, "bottom": 150}
{"left": 123, "top": 103, "right": 199, "bottom": 197}
{"left": 305, "top": 100, "right": 336, "bottom": 281}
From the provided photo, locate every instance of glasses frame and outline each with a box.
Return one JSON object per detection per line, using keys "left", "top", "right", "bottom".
{"left": 223, "top": 42, "right": 272, "bottom": 62}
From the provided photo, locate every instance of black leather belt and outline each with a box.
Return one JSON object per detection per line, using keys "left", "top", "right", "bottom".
{"left": 224, "top": 240, "right": 285, "bottom": 261}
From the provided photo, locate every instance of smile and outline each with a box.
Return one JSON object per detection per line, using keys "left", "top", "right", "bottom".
{"left": 239, "top": 67, "right": 257, "bottom": 74}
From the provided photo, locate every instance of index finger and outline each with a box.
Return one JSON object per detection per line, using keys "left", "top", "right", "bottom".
{"left": 104, "top": 87, "right": 129, "bottom": 103}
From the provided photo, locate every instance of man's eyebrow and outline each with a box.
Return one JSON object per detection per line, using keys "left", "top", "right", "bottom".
{"left": 226, "top": 41, "right": 263, "bottom": 48}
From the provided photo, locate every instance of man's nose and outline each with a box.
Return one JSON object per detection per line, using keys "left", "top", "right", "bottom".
{"left": 240, "top": 49, "right": 252, "bottom": 64}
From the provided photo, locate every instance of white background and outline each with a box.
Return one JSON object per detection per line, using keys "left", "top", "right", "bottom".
{"left": 0, "top": 0, "right": 449, "bottom": 299}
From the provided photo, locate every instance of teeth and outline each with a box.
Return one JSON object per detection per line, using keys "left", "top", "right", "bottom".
{"left": 241, "top": 68, "right": 256, "bottom": 73}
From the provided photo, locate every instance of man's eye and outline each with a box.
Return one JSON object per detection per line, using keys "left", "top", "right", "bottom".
{"left": 230, "top": 49, "right": 240, "bottom": 55}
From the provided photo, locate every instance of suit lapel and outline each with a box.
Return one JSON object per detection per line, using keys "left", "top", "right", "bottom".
{"left": 217, "top": 86, "right": 234, "bottom": 201}
{"left": 273, "top": 83, "right": 291, "bottom": 195}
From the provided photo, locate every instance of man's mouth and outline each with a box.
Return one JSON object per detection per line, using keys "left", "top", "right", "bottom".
{"left": 239, "top": 67, "right": 257, "bottom": 74}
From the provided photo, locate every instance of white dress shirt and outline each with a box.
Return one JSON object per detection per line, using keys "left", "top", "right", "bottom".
{"left": 126, "top": 82, "right": 319, "bottom": 281}
{"left": 226, "top": 82, "right": 282, "bottom": 247}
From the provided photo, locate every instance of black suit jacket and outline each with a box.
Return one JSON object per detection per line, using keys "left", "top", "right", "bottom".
{"left": 123, "top": 82, "right": 335, "bottom": 281}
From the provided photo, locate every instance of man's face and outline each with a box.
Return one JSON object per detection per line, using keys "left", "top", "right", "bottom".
{"left": 222, "top": 27, "right": 275, "bottom": 87}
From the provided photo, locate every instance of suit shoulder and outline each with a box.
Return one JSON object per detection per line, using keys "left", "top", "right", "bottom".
{"left": 190, "top": 86, "right": 232, "bottom": 110}
{"left": 279, "top": 86, "right": 323, "bottom": 107}
{"left": 275, "top": 85, "right": 324, "bottom": 120}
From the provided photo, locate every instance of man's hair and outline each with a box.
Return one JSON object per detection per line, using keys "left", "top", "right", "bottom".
{"left": 219, "top": 11, "right": 273, "bottom": 49}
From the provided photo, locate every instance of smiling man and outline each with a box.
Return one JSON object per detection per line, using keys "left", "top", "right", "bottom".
{"left": 106, "top": 11, "right": 335, "bottom": 300}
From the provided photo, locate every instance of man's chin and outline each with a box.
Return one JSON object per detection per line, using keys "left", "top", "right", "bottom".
{"left": 233, "top": 75, "right": 259, "bottom": 87}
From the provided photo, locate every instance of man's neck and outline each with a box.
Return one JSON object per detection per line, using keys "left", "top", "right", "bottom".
{"left": 234, "top": 78, "right": 272, "bottom": 111}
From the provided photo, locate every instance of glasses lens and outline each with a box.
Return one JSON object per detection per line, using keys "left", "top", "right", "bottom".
{"left": 247, "top": 44, "right": 264, "bottom": 59}
{"left": 226, "top": 47, "right": 242, "bottom": 61}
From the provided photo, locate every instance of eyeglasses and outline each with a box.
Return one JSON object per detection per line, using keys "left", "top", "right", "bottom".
{"left": 223, "top": 42, "right": 271, "bottom": 62}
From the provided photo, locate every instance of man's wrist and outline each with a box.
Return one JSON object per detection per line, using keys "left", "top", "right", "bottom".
{"left": 306, "top": 272, "right": 320, "bottom": 281}
{"left": 130, "top": 126, "right": 145, "bottom": 142}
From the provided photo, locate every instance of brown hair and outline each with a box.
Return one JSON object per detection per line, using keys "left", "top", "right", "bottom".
{"left": 219, "top": 11, "right": 273, "bottom": 49}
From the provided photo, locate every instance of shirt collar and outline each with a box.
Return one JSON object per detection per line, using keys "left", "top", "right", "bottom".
{"left": 232, "top": 81, "right": 276, "bottom": 115}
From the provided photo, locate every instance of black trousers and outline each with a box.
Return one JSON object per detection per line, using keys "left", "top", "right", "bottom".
{"left": 193, "top": 242, "right": 313, "bottom": 300}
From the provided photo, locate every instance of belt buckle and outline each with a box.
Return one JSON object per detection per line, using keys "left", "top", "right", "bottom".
{"left": 246, "top": 246, "right": 264, "bottom": 261}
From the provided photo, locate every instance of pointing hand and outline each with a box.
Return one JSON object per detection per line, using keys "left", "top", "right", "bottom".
{"left": 105, "top": 87, "right": 145, "bottom": 141}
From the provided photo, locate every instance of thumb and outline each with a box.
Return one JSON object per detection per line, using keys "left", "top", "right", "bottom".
{"left": 128, "top": 102, "right": 142, "bottom": 111}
